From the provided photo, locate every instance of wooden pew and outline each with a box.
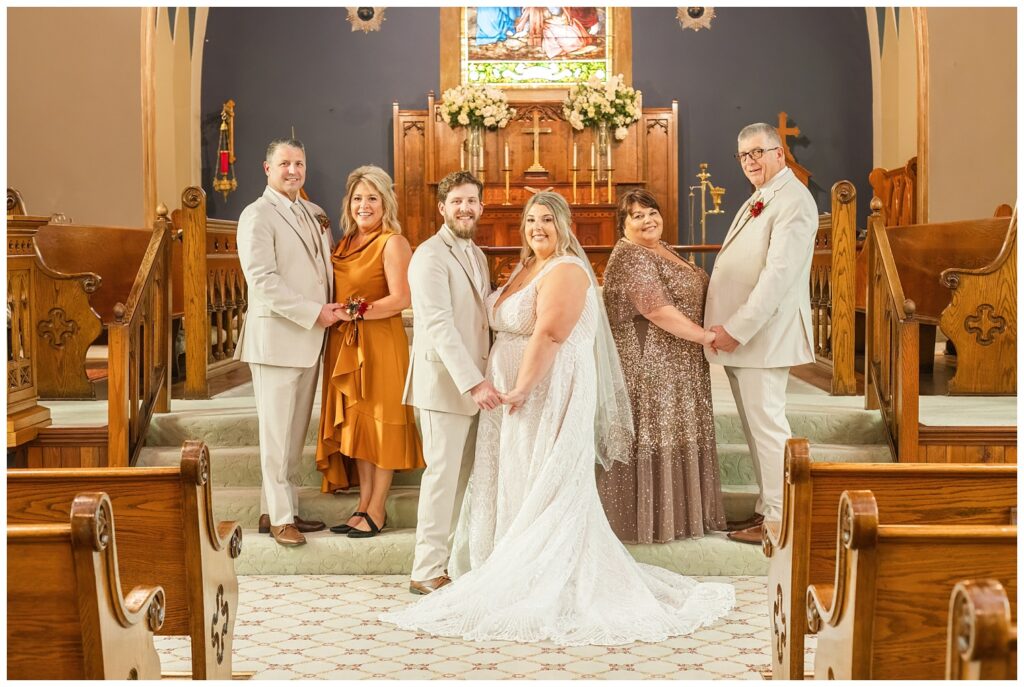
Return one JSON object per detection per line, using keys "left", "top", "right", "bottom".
{"left": 765, "top": 438, "right": 1017, "bottom": 679}
{"left": 869, "top": 156, "right": 918, "bottom": 227}
{"left": 806, "top": 490, "right": 1017, "bottom": 680}
{"left": 173, "top": 186, "right": 248, "bottom": 399}
{"left": 810, "top": 181, "right": 858, "bottom": 395}
{"left": 947, "top": 579, "right": 1017, "bottom": 680}
{"left": 939, "top": 209, "right": 1017, "bottom": 394}
{"left": 863, "top": 200, "right": 1016, "bottom": 462}
{"left": 7, "top": 440, "right": 242, "bottom": 679}
{"left": 7, "top": 492, "right": 165, "bottom": 680}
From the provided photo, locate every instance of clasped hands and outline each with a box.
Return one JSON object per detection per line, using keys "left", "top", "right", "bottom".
{"left": 470, "top": 379, "right": 528, "bottom": 414}
{"left": 705, "top": 324, "right": 740, "bottom": 354}
{"left": 315, "top": 302, "right": 372, "bottom": 328}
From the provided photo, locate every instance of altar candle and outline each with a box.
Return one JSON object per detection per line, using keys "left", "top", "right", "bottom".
{"left": 460, "top": 145, "right": 465, "bottom": 170}
{"left": 504, "top": 142, "right": 510, "bottom": 168}
{"left": 479, "top": 140, "right": 484, "bottom": 167}
{"left": 590, "top": 143, "right": 596, "bottom": 169}
{"left": 573, "top": 142, "right": 578, "bottom": 168}
{"left": 607, "top": 143, "right": 612, "bottom": 169}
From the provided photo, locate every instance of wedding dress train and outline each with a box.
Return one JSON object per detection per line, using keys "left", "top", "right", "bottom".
{"left": 381, "top": 256, "right": 734, "bottom": 645}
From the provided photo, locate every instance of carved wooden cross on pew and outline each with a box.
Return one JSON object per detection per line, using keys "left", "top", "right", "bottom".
{"left": 523, "top": 110, "right": 553, "bottom": 173}
{"left": 777, "top": 111, "right": 800, "bottom": 158}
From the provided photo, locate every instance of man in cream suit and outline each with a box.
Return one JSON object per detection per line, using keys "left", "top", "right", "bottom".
{"left": 705, "top": 123, "right": 817, "bottom": 545}
{"left": 234, "top": 138, "right": 341, "bottom": 546}
{"left": 405, "top": 171, "right": 499, "bottom": 594}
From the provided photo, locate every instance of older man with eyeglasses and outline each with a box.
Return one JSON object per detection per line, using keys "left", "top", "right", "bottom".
{"left": 704, "top": 122, "right": 818, "bottom": 546}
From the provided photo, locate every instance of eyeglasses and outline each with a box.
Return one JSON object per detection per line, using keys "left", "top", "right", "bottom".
{"left": 734, "top": 147, "right": 780, "bottom": 163}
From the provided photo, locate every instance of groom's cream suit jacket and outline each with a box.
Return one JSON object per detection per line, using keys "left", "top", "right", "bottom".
{"left": 705, "top": 167, "right": 817, "bottom": 368}
{"left": 404, "top": 224, "right": 491, "bottom": 415}
{"left": 234, "top": 186, "right": 333, "bottom": 368}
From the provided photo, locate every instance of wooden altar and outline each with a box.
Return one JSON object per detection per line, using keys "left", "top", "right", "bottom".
{"left": 392, "top": 94, "right": 679, "bottom": 248}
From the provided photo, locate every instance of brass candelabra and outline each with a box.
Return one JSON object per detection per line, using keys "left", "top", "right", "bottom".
{"left": 688, "top": 163, "right": 726, "bottom": 265}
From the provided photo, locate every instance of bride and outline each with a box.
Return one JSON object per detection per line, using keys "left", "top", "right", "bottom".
{"left": 381, "top": 192, "right": 734, "bottom": 645}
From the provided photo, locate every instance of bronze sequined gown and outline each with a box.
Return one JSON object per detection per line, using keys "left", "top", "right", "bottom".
{"left": 596, "top": 239, "right": 727, "bottom": 543}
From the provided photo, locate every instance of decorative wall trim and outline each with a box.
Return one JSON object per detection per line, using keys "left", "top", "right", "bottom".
{"left": 913, "top": 8, "right": 929, "bottom": 223}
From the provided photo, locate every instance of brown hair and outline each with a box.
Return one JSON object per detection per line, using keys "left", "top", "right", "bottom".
{"left": 340, "top": 165, "right": 402, "bottom": 236}
{"left": 437, "top": 170, "right": 484, "bottom": 204}
{"left": 616, "top": 189, "right": 662, "bottom": 237}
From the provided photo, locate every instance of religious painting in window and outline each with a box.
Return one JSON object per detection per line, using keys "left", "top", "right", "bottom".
{"left": 461, "top": 7, "right": 612, "bottom": 88}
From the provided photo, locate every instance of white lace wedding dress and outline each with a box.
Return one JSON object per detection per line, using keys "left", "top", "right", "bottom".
{"left": 381, "top": 256, "right": 734, "bottom": 645}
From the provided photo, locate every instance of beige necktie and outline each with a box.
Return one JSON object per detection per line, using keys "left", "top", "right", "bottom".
{"left": 465, "top": 244, "right": 483, "bottom": 292}
{"left": 291, "top": 203, "right": 320, "bottom": 257}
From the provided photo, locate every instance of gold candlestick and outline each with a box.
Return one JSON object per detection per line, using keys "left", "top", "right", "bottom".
{"left": 501, "top": 166, "right": 511, "bottom": 205}
{"left": 688, "top": 162, "right": 726, "bottom": 267}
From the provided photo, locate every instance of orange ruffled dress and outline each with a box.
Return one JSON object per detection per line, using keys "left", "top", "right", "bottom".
{"left": 316, "top": 229, "right": 424, "bottom": 492}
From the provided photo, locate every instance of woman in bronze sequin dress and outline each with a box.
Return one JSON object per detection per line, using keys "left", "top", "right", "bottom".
{"left": 596, "top": 189, "right": 727, "bottom": 543}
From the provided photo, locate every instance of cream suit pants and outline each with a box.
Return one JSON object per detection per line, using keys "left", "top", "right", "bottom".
{"left": 249, "top": 361, "right": 319, "bottom": 526}
{"left": 411, "top": 409, "right": 478, "bottom": 581}
{"left": 725, "top": 366, "right": 791, "bottom": 521}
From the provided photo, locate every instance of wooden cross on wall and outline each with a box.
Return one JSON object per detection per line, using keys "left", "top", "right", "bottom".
{"left": 776, "top": 111, "right": 812, "bottom": 187}
{"left": 777, "top": 111, "right": 800, "bottom": 158}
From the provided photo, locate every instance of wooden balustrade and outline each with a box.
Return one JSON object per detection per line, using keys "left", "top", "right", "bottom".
{"left": 173, "top": 186, "right": 247, "bottom": 399}
{"left": 107, "top": 205, "right": 173, "bottom": 467}
{"left": 810, "top": 181, "right": 858, "bottom": 395}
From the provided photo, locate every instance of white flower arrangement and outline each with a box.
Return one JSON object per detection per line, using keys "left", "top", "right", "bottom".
{"left": 562, "top": 74, "right": 640, "bottom": 141}
{"left": 439, "top": 83, "right": 515, "bottom": 130}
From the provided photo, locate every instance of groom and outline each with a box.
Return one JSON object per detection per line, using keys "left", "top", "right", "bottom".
{"left": 404, "top": 171, "right": 499, "bottom": 594}
{"left": 705, "top": 122, "right": 817, "bottom": 545}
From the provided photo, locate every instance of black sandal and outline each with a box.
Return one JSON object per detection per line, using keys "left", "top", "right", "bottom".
{"left": 347, "top": 513, "right": 386, "bottom": 538}
{"left": 329, "top": 511, "right": 367, "bottom": 534}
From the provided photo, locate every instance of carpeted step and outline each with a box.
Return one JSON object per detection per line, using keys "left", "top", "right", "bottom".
{"left": 138, "top": 441, "right": 892, "bottom": 490}
{"left": 137, "top": 446, "right": 424, "bottom": 487}
{"left": 715, "top": 442, "right": 892, "bottom": 485}
{"left": 233, "top": 527, "right": 768, "bottom": 576}
{"left": 144, "top": 406, "right": 887, "bottom": 449}
{"left": 211, "top": 486, "right": 421, "bottom": 530}
{"left": 207, "top": 484, "right": 761, "bottom": 531}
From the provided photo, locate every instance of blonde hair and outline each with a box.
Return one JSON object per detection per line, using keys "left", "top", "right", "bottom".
{"left": 519, "top": 192, "right": 575, "bottom": 261}
{"left": 341, "top": 165, "right": 402, "bottom": 236}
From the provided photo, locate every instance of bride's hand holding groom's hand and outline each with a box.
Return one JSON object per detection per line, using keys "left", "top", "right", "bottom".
{"left": 499, "top": 387, "right": 527, "bottom": 415}
{"left": 470, "top": 379, "right": 502, "bottom": 411}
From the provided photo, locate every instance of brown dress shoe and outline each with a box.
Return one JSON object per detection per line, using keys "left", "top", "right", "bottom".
{"left": 269, "top": 523, "right": 306, "bottom": 546}
{"left": 259, "top": 514, "right": 326, "bottom": 534}
{"left": 727, "top": 523, "right": 765, "bottom": 546}
{"left": 409, "top": 575, "right": 452, "bottom": 595}
{"left": 726, "top": 512, "right": 765, "bottom": 532}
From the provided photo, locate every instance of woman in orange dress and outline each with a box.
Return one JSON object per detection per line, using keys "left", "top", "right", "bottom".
{"left": 317, "top": 165, "right": 424, "bottom": 538}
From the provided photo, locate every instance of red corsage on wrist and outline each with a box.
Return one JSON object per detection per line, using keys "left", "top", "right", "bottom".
{"left": 749, "top": 200, "right": 765, "bottom": 218}
{"left": 344, "top": 296, "right": 369, "bottom": 321}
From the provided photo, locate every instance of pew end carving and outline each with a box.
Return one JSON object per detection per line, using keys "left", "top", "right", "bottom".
{"left": 7, "top": 440, "right": 242, "bottom": 679}
{"left": 939, "top": 209, "right": 1016, "bottom": 395}
{"left": 947, "top": 579, "right": 1017, "bottom": 680}
{"left": 6, "top": 492, "right": 164, "bottom": 680}
{"left": 807, "top": 490, "right": 1017, "bottom": 680}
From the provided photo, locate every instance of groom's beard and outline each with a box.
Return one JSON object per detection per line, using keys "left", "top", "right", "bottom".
{"left": 444, "top": 211, "right": 479, "bottom": 239}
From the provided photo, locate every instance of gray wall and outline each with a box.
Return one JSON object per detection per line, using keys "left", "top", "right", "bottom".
{"left": 201, "top": 7, "right": 439, "bottom": 229}
{"left": 633, "top": 7, "right": 873, "bottom": 241}
{"left": 202, "top": 7, "right": 872, "bottom": 240}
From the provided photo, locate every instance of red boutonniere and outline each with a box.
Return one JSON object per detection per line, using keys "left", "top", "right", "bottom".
{"left": 315, "top": 213, "right": 331, "bottom": 234}
{"left": 749, "top": 200, "right": 766, "bottom": 218}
